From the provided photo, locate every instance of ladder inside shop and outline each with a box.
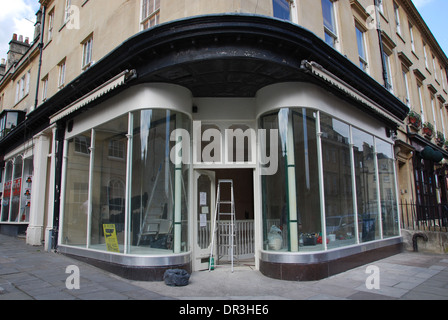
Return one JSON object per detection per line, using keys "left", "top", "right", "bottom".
{"left": 209, "top": 179, "right": 237, "bottom": 273}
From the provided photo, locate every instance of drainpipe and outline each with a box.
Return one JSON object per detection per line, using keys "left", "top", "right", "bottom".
{"left": 51, "top": 121, "right": 66, "bottom": 250}
{"left": 374, "top": 0, "right": 390, "bottom": 91}
{"left": 34, "top": 5, "right": 46, "bottom": 110}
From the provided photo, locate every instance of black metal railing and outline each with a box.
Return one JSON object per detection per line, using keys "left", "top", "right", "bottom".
{"left": 400, "top": 200, "right": 448, "bottom": 232}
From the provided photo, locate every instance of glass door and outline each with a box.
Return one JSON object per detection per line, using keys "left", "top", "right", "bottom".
{"left": 193, "top": 170, "right": 216, "bottom": 271}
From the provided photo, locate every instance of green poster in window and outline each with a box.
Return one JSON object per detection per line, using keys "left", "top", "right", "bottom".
{"left": 103, "top": 224, "right": 120, "bottom": 253}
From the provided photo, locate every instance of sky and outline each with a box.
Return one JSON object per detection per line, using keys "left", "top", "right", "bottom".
{"left": 0, "top": 0, "right": 40, "bottom": 63}
{"left": 0, "top": 0, "right": 447, "bottom": 64}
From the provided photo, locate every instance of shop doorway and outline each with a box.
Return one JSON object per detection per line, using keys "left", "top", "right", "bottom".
{"left": 193, "top": 168, "right": 255, "bottom": 271}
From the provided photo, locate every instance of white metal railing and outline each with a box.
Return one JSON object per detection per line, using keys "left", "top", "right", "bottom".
{"left": 197, "top": 220, "right": 255, "bottom": 260}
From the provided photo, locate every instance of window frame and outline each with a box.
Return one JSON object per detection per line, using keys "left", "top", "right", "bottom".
{"left": 355, "top": 23, "right": 368, "bottom": 72}
{"left": 81, "top": 35, "right": 94, "bottom": 70}
{"left": 322, "top": 0, "right": 339, "bottom": 49}
{"left": 273, "top": 0, "right": 292, "bottom": 21}
{"left": 58, "top": 59, "right": 66, "bottom": 89}
{"left": 141, "top": 0, "right": 160, "bottom": 30}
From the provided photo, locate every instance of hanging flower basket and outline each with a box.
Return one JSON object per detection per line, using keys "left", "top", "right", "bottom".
{"left": 422, "top": 122, "right": 434, "bottom": 139}
{"left": 408, "top": 111, "right": 422, "bottom": 130}
{"left": 436, "top": 131, "right": 445, "bottom": 147}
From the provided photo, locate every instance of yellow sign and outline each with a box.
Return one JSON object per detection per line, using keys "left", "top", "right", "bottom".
{"left": 103, "top": 224, "right": 120, "bottom": 253}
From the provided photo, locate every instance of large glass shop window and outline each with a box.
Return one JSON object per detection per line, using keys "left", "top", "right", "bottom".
{"left": 260, "top": 108, "right": 399, "bottom": 252}
{"left": 352, "top": 128, "right": 381, "bottom": 242}
{"left": 62, "top": 131, "right": 91, "bottom": 246}
{"left": 0, "top": 156, "right": 33, "bottom": 223}
{"left": 61, "top": 110, "right": 190, "bottom": 255}
{"left": 261, "top": 108, "right": 322, "bottom": 252}
{"left": 376, "top": 139, "right": 400, "bottom": 238}
{"left": 321, "top": 114, "right": 356, "bottom": 249}
{"left": 130, "top": 110, "right": 190, "bottom": 254}
{"left": 1, "top": 161, "right": 12, "bottom": 222}
{"left": 90, "top": 115, "right": 128, "bottom": 251}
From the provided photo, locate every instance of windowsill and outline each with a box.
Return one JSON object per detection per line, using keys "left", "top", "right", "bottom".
{"left": 411, "top": 50, "right": 419, "bottom": 60}
{"left": 43, "top": 39, "right": 52, "bottom": 50}
{"left": 59, "top": 21, "right": 68, "bottom": 33}
{"left": 396, "top": 32, "right": 406, "bottom": 44}
{"left": 14, "top": 93, "right": 30, "bottom": 107}
{"left": 379, "top": 11, "right": 388, "bottom": 24}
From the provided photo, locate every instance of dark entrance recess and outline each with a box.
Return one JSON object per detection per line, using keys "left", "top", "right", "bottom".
{"left": 213, "top": 169, "right": 254, "bottom": 221}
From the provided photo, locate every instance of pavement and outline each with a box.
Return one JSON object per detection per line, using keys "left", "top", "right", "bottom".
{"left": 1, "top": 233, "right": 448, "bottom": 301}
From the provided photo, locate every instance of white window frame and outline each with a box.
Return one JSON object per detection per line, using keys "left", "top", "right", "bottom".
{"left": 394, "top": 2, "right": 401, "bottom": 35}
{"left": 417, "top": 82, "right": 425, "bottom": 124}
{"left": 433, "top": 56, "right": 438, "bottom": 81}
{"left": 431, "top": 94, "right": 438, "bottom": 133}
{"left": 58, "top": 59, "right": 66, "bottom": 89}
{"left": 384, "top": 52, "right": 394, "bottom": 93}
{"left": 402, "top": 68, "right": 411, "bottom": 107}
{"left": 440, "top": 102, "right": 446, "bottom": 138}
{"left": 64, "top": 0, "right": 72, "bottom": 24}
{"left": 47, "top": 9, "right": 54, "bottom": 41}
{"left": 15, "top": 71, "right": 30, "bottom": 104}
{"left": 42, "top": 76, "right": 49, "bottom": 102}
{"left": 409, "top": 23, "right": 415, "bottom": 53}
{"left": 322, "top": 0, "right": 339, "bottom": 50}
{"left": 424, "top": 43, "right": 429, "bottom": 70}
{"left": 82, "top": 36, "right": 94, "bottom": 70}
{"left": 141, "top": 0, "right": 160, "bottom": 30}
{"left": 440, "top": 66, "right": 446, "bottom": 90}
{"left": 355, "top": 24, "right": 368, "bottom": 72}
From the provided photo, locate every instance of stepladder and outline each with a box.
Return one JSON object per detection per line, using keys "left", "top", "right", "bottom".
{"left": 209, "top": 179, "right": 237, "bottom": 272}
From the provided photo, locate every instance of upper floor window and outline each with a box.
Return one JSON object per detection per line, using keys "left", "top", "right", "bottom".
{"left": 82, "top": 36, "right": 94, "bottom": 70}
{"left": 47, "top": 9, "right": 55, "bottom": 42}
{"left": 42, "top": 76, "right": 49, "bottom": 102}
{"left": 393, "top": 2, "right": 401, "bottom": 35}
{"left": 383, "top": 52, "right": 394, "bottom": 93}
{"left": 442, "top": 67, "right": 447, "bottom": 91}
{"left": 15, "top": 71, "right": 30, "bottom": 104}
{"left": 409, "top": 23, "right": 415, "bottom": 52}
{"left": 355, "top": 24, "right": 368, "bottom": 72}
{"left": 423, "top": 43, "right": 429, "bottom": 69}
{"left": 273, "top": 0, "right": 291, "bottom": 21}
{"left": 141, "top": 0, "right": 160, "bottom": 30}
{"left": 377, "top": 0, "right": 384, "bottom": 14}
{"left": 64, "top": 0, "right": 72, "bottom": 24}
{"left": 322, "top": 0, "right": 338, "bottom": 49}
{"left": 402, "top": 68, "right": 411, "bottom": 106}
{"left": 58, "top": 59, "right": 66, "bottom": 89}
{"left": 432, "top": 56, "right": 438, "bottom": 81}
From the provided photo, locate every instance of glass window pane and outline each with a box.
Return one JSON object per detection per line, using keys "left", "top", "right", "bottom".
{"left": 1, "top": 161, "right": 12, "bottom": 222}
{"left": 273, "top": 0, "right": 291, "bottom": 21}
{"left": 321, "top": 114, "right": 356, "bottom": 248}
{"left": 322, "top": 0, "right": 336, "bottom": 33}
{"left": 356, "top": 26, "right": 366, "bottom": 61}
{"left": 260, "top": 108, "right": 322, "bottom": 252}
{"left": 62, "top": 131, "right": 91, "bottom": 247}
{"left": 9, "top": 157, "right": 23, "bottom": 222}
{"left": 325, "top": 31, "right": 336, "bottom": 48}
{"left": 20, "top": 157, "right": 33, "bottom": 223}
{"left": 352, "top": 128, "right": 381, "bottom": 242}
{"left": 90, "top": 115, "right": 128, "bottom": 252}
{"left": 260, "top": 112, "right": 288, "bottom": 251}
{"left": 129, "top": 110, "right": 190, "bottom": 254}
{"left": 292, "top": 109, "right": 322, "bottom": 251}
{"left": 376, "top": 139, "right": 399, "bottom": 238}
